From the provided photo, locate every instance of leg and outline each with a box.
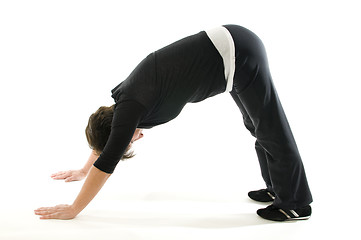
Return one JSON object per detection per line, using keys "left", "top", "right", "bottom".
{"left": 255, "top": 141, "right": 273, "bottom": 192}
{"left": 230, "top": 90, "right": 273, "bottom": 192}
{"left": 226, "top": 24, "right": 312, "bottom": 210}
{"left": 235, "top": 69, "right": 312, "bottom": 210}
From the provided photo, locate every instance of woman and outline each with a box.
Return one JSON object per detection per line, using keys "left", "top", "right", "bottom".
{"left": 34, "top": 25, "right": 312, "bottom": 222}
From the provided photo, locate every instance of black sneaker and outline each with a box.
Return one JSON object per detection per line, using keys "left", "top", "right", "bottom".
{"left": 257, "top": 205, "right": 312, "bottom": 221}
{"left": 248, "top": 189, "right": 275, "bottom": 202}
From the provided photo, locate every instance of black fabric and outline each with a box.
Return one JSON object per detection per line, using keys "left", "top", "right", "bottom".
{"left": 110, "top": 31, "right": 226, "bottom": 129}
{"left": 226, "top": 25, "right": 312, "bottom": 209}
{"left": 94, "top": 30, "right": 227, "bottom": 173}
{"left": 93, "top": 100, "right": 147, "bottom": 174}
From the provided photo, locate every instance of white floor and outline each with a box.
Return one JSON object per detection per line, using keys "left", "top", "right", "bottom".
{"left": 1, "top": 171, "right": 357, "bottom": 240}
{"left": 1, "top": 193, "right": 353, "bottom": 240}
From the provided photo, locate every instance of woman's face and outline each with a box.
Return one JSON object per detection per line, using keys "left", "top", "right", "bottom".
{"left": 131, "top": 128, "right": 144, "bottom": 144}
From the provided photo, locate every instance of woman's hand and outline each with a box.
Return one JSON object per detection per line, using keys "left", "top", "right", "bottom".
{"left": 34, "top": 204, "right": 78, "bottom": 220}
{"left": 35, "top": 166, "right": 111, "bottom": 220}
{"left": 51, "top": 169, "right": 87, "bottom": 182}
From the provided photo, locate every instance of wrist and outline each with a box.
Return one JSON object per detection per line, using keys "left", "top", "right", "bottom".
{"left": 70, "top": 204, "right": 82, "bottom": 216}
{"left": 80, "top": 168, "right": 89, "bottom": 176}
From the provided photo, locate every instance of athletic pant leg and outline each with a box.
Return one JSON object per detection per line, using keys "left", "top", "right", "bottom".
{"left": 226, "top": 24, "right": 313, "bottom": 209}
{"left": 255, "top": 141, "right": 274, "bottom": 192}
{"left": 235, "top": 67, "right": 312, "bottom": 209}
{"left": 230, "top": 91, "right": 273, "bottom": 191}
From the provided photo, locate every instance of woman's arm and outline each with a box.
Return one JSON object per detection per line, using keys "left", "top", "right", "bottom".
{"left": 51, "top": 150, "right": 100, "bottom": 182}
{"left": 34, "top": 166, "right": 110, "bottom": 219}
{"left": 35, "top": 101, "right": 147, "bottom": 219}
{"left": 82, "top": 150, "right": 100, "bottom": 174}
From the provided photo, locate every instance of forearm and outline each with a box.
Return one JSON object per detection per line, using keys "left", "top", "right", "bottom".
{"left": 71, "top": 166, "right": 111, "bottom": 215}
{"left": 81, "top": 150, "right": 100, "bottom": 174}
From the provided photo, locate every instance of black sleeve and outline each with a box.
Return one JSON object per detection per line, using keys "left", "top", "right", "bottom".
{"left": 93, "top": 100, "right": 147, "bottom": 174}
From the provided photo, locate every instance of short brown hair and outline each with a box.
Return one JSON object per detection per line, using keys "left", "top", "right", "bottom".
{"left": 85, "top": 105, "right": 134, "bottom": 159}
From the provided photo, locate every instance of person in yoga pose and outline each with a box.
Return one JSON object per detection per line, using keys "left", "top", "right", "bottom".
{"left": 35, "top": 25, "right": 312, "bottom": 221}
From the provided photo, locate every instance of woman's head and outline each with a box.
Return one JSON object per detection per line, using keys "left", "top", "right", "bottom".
{"left": 85, "top": 105, "right": 134, "bottom": 159}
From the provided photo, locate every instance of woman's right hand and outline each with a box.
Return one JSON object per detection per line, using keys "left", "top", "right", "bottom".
{"left": 51, "top": 169, "right": 87, "bottom": 182}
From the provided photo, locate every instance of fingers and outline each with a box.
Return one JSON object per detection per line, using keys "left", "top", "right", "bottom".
{"left": 51, "top": 171, "right": 76, "bottom": 181}
{"left": 64, "top": 176, "right": 75, "bottom": 182}
{"left": 34, "top": 207, "right": 58, "bottom": 219}
{"left": 51, "top": 171, "right": 70, "bottom": 180}
{"left": 34, "top": 205, "right": 75, "bottom": 220}
{"left": 51, "top": 170, "right": 82, "bottom": 182}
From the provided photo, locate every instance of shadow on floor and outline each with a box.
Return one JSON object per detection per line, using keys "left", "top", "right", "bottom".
{"left": 81, "top": 210, "right": 274, "bottom": 229}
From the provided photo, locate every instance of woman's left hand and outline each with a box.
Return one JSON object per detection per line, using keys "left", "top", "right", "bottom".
{"left": 34, "top": 204, "right": 78, "bottom": 220}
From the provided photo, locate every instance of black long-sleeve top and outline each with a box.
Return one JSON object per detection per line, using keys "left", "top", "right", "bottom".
{"left": 93, "top": 30, "right": 226, "bottom": 173}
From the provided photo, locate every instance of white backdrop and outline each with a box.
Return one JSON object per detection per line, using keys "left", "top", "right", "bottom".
{"left": 0, "top": 0, "right": 360, "bottom": 239}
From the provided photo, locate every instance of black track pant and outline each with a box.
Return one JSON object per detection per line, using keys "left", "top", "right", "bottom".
{"left": 224, "top": 25, "right": 313, "bottom": 210}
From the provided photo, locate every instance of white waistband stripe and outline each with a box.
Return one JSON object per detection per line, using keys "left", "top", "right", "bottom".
{"left": 205, "top": 26, "right": 235, "bottom": 92}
